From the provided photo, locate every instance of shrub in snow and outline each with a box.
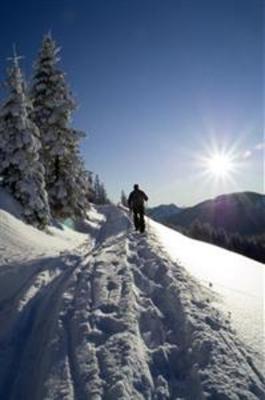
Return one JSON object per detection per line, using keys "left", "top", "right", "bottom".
{"left": 0, "top": 51, "right": 50, "bottom": 229}
{"left": 31, "top": 33, "right": 89, "bottom": 218}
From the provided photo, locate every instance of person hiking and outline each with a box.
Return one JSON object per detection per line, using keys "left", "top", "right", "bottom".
{"left": 128, "top": 184, "right": 149, "bottom": 233}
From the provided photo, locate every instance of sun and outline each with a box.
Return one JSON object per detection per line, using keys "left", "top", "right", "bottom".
{"left": 195, "top": 140, "right": 241, "bottom": 185}
{"left": 206, "top": 153, "right": 234, "bottom": 177}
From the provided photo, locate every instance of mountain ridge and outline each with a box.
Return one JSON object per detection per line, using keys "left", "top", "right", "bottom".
{"left": 149, "top": 191, "right": 265, "bottom": 236}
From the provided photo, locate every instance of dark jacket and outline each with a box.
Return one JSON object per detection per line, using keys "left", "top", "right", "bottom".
{"left": 128, "top": 189, "right": 148, "bottom": 210}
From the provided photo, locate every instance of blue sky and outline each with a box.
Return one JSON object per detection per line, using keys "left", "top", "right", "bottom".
{"left": 0, "top": 0, "right": 263, "bottom": 206}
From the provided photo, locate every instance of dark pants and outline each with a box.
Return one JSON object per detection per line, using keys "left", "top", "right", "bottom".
{"left": 132, "top": 206, "right": 145, "bottom": 232}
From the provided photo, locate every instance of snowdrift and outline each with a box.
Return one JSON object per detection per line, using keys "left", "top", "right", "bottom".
{"left": 150, "top": 219, "right": 265, "bottom": 365}
{"left": 0, "top": 193, "right": 264, "bottom": 399}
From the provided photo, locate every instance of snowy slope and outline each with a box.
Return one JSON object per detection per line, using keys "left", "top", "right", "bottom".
{"left": 0, "top": 197, "right": 264, "bottom": 399}
{"left": 0, "top": 189, "right": 88, "bottom": 265}
{"left": 150, "top": 219, "right": 265, "bottom": 366}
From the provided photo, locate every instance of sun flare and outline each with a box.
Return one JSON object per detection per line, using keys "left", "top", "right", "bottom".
{"left": 206, "top": 153, "right": 234, "bottom": 177}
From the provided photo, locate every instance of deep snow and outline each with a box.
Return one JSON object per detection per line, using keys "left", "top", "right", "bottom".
{"left": 150, "top": 220, "right": 264, "bottom": 366}
{"left": 0, "top": 193, "right": 264, "bottom": 399}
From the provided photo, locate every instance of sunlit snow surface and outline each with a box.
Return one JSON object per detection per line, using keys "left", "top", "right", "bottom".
{"left": 0, "top": 197, "right": 264, "bottom": 399}
{"left": 150, "top": 219, "right": 264, "bottom": 363}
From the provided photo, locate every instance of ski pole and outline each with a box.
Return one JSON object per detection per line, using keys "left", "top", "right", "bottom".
{"left": 146, "top": 201, "right": 150, "bottom": 232}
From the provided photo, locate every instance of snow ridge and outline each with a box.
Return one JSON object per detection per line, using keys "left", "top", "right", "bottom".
{"left": 0, "top": 206, "right": 264, "bottom": 399}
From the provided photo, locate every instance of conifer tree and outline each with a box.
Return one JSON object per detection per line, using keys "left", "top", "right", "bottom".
{"left": 99, "top": 182, "right": 108, "bottom": 204}
{"left": 121, "top": 190, "right": 128, "bottom": 207}
{"left": 0, "top": 49, "right": 50, "bottom": 229}
{"left": 31, "top": 33, "right": 89, "bottom": 218}
{"left": 93, "top": 174, "right": 101, "bottom": 204}
{"left": 93, "top": 174, "right": 109, "bottom": 205}
{"left": 86, "top": 171, "right": 95, "bottom": 202}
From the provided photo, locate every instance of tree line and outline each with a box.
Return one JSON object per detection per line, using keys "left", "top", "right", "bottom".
{"left": 0, "top": 34, "right": 109, "bottom": 229}
{"left": 171, "top": 219, "right": 265, "bottom": 264}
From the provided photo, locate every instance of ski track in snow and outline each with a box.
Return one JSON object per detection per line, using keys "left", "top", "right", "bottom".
{"left": 0, "top": 206, "right": 264, "bottom": 400}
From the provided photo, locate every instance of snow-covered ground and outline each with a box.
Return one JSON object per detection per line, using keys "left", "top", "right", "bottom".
{"left": 150, "top": 220, "right": 265, "bottom": 367}
{"left": 0, "top": 193, "right": 264, "bottom": 399}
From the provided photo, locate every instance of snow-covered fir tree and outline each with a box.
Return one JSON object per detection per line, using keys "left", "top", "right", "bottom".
{"left": 93, "top": 174, "right": 101, "bottom": 204}
{"left": 93, "top": 174, "right": 110, "bottom": 205}
{"left": 31, "top": 33, "right": 89, "bottom": 218}
{"left": 86, "top": 171, "right": 95, "bottom": 202}
{"left": 0, "top": 49, "right": 50, "bottom": 229}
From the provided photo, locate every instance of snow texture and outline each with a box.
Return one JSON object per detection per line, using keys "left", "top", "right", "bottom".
{"left": 0, "top": 53, "right": 50, "bottom": 228}
{"left": 150, "top": 220, "right": 265, "bottom": 368}
{"left": 0, "top": 196, "right": 264, "bottom": 399}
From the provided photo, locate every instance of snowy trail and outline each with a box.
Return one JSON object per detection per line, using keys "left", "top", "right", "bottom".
{"left": 0, "top": 206, "right": 264, "bottom": 399}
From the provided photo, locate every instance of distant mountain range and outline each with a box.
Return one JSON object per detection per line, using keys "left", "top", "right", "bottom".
{"left": 147, "top": 203, "right": 182, "bottom": 222}
{"left": 148, "top": 192, "right": 265, "bottom": 237}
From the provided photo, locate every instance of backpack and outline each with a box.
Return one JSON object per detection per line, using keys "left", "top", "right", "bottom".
{"left": 129, "top": 190, "right": 147, "bottom": 209}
